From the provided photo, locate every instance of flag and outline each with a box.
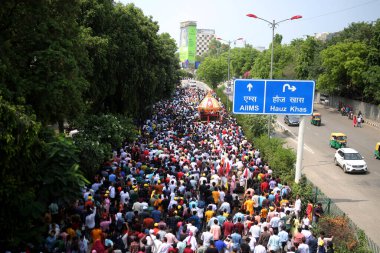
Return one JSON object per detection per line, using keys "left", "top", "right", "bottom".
{"left": 243, "top": 167, "right": 249, "bottom": 178}
{"left": 218, "top": 165, "right": 224, "bottom": 176}
{"left": 225, "top": 162, "right": 231, "bottom": 176}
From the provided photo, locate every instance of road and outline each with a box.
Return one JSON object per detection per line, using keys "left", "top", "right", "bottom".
{"left": 276, "top": 103, "right": 380, "bottom": 246}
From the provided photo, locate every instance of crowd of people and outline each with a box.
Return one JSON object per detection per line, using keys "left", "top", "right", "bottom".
{"left": 43, "top": 86, "right": 334, "bottom": 253}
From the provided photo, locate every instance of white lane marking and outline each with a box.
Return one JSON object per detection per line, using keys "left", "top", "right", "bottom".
{"left": 289, "top": 138, "right": 315, "bottom": 154}
{"left": 277, "top": 121, "right": 315, "bottom": 154}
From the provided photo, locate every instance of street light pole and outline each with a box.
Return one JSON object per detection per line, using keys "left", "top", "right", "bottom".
{"left": 217, "top": 37, "right": 243, "bottom": 111}
{"left": 246, "top": 14, "right": 302, "bottom": 137}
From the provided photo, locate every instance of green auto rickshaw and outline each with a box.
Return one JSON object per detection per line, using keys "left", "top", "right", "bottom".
{"left": 375, "top": 142, "right": 380, "bottom": 159}
{"left": 330, "top": 133, "right": 347, "bottom": 149}
{"left": 311, "top": 113, "right": 322, "bottom": 126}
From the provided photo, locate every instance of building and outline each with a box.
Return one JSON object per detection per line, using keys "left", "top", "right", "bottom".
{"left": 179, "top": 21, "right": 197, "bottom": 64}
{"left": 314, "top": 32, "right": 330, "bottom": 42}
{"left": 254, "top": 46, "right": 265, "bottom": 52}
{"left": 179, "top": 21, "right": 215, "bottom": 65}
{"left": 197, "top": 29, "right": 215, "bottom": 56}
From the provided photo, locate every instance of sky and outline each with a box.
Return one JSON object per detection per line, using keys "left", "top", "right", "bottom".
{"left": 118, "top": 0, "right": 380, "bottom": 49}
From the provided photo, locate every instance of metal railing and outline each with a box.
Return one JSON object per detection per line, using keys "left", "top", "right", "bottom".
{"left": 310, "top": 183, "right": 379, "bottom": 253}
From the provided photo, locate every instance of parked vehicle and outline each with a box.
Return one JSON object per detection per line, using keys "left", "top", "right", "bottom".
{"left": 330, "top": 133, "right": 347, "bottom": 149}
{"left": 284, "top": 115, "right": 300, "bottom": 126}
{"left": 319, "top": 94, "right": 329, "bottom": 104}
{"left": 310, "top": 113, "right": 321, "bottom": 126}
{"left": 375, "top": 142, "right": 380, "bottom": 159}
{"left": 334, "top": 148, "right": 367, "bottom": 173}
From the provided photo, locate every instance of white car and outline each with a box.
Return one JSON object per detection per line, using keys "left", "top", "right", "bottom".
{"left": 334, "top": 148, "right": 368, "bottom": 173}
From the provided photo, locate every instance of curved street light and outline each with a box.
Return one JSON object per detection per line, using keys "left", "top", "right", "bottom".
{"left": 247, "top": 13, "right": 303, "bottom": 183}
{"left": 216, "top": 37, "right": 244, "bottom": 111}
{"left": 246, "top": 13, "right": 302, "bottom": 79}
{"left": 246, "top": 13, "right": 302, "bottom": 137}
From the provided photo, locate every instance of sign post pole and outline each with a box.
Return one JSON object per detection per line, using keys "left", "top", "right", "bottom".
{"left": 295, "top": 116, "right": 305, "bottom": 183}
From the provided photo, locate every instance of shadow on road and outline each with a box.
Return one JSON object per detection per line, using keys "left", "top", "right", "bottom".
{"left": 330, "top": 198, "right": 368, "bottom": 203}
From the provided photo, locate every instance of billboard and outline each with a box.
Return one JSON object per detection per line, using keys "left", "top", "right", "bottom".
{"left": 187, "top": 25, "right": 196, "bottom": 63}
{"left": 179, "top": 23, "right": 197, "bottom": 64}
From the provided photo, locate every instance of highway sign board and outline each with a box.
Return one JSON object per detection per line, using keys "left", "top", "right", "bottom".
{"left": 233, "top": 79, "right": 315, "bottom": 115}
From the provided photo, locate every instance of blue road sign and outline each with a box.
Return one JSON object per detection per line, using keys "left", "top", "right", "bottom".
{"left": 233, "top": 79, "right": 315, "bottom": 115}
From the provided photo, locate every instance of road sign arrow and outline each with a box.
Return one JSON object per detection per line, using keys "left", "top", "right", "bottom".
{"left": 282, "top": 83, "right": 297, "bottom": 92}
{"left": 247, "top": 83, "right": 253, "bottom": 92}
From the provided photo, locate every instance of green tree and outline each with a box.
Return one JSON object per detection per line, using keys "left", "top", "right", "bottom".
{"left": 38, "top": 136, "right": 89, "bottom": 205}
{"left": 0, "top": 97, "right": 89, "bottom": 249}
{"left": 71, "top": 114, "right": 138, "bottom": 178}
{"left": 253, "top": 135, "right": 296, "bottom": 180}
{"left": 79, "top": 1, "right": 179, "bottom": 119}
{"left": 204, "top": 38, "right": 229, "bottom": 57}
{"left": 197, "top": 57, "right": 228, "bottom": 88}
{"left": 318, "top": 42, "right": 368, "bottom": 99}
{"left": 0, "top": 0, "right": 89, "bottom": 132}
{"left": 230, "top": 46, "right": 259, "bottom": 78}
{"left": 295, "top": 37, "right": 324, "bottom": 80}
{"left": 330, "top": 21, "right": 374, "bottom": 45}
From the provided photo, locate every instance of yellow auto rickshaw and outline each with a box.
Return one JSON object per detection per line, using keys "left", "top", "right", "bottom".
{"left": 375, "top": 142, "right": 380, "bottom": 159}
{"left": 311, "top": 113, "right": 322, "bottom": 126}
{"left": 330, "top": 133, "right": 347, "bottom": 149}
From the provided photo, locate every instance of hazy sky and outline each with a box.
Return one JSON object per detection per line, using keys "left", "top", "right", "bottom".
{"left": 118, "top": 0, "right": 380, "bottom": 49}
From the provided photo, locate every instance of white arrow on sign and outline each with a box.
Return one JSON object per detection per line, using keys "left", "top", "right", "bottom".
{"left": 247, "top": 83, "right": 253, "bottom": 92}
{"left": 282, "top": 83, "right": 296, "bottom": 92}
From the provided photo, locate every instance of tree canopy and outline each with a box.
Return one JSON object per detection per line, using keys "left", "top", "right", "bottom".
{"left": 0, "top": 0, "right": 179, "bottom": 249}
{"left": 197, "top": 19, "right": 380, "bottom": 104}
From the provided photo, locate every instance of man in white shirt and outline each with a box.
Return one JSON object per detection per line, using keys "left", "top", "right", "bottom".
{"left": 219, "top": 202, "right": 231, "bottom": 214}
{"left": 297, "top": 237, "right": 310, "bottom": 253}
{"left": 183, "top": 232, "right": 197, "bottom": 251}
{"left": 156, "top": 237, "right": 171, "bottom": 253}
{"left": 270, "top": 213, "right": 281, "bottom": 231}
{"left": 120, "top": 190, "right": 130, "bottom": 206}
{"left": 152, "top": 234, "right": 163, "bottom": 253}
{"left": 253, "top": 243, "right": 267, "bottom": 253}
{"left": 249, "top": 221, "right": 261, "bottom": 242}
{"left": 201, "top": 227, "right": 213, "bottom": 247}
{"left": 295, "top": 195, "right": 302, "bottom": 219}
{"left": 187, "top": 222, "right": 198, "bottom": 235}
{"left": 85, "top": 207, "right": 97, "bottom": 229}
{"left": 132, "top": 200, "right": 142, "bottom": 214}
{"left": 301, "top": 225, "right": 312, "bottom": 240}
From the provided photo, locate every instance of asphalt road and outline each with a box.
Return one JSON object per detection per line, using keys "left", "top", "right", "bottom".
{"left": 276, "top": 103, "right": 380, "bottom": 246}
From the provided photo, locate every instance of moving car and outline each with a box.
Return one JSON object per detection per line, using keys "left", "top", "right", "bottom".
{"left": 284, "top": 115, "right": 300, "bottom": 126}
{"left": 334, "top": 148, "right": 367, "bottom": 173}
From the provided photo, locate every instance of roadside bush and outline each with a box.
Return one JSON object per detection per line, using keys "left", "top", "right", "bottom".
{"left": 313, "top": 216, "right": 372, "bottom": 253}
{"left": 253, "top": 135, "right": 296, "bottom": 180}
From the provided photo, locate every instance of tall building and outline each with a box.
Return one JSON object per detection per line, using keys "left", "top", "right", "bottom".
{"left": 179, "top": 21, "right": 215, "bottom": 66}
{"left": 197, "top": 29, "right": 215, "bottom": 56}
{"left": 314, "top": 32, "right": 330, "bottom": 42}
{"left": 179, "top": 21, "right": 197, "bottom": 64}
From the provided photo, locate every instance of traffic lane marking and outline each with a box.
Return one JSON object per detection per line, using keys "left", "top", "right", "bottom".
{"left": 277, "top": 120, "right": 315, "bottom": 154}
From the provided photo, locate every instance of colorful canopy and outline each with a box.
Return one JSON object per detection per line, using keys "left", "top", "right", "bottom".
{"left": 198, "top": 91, "right": 222, "bottom": 113}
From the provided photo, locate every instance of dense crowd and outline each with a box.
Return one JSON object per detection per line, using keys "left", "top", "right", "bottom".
{"left": 43, "top": 86, "right": 334, "bottom": 253}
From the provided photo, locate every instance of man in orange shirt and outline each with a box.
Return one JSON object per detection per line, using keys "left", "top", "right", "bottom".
{"left": 243, "top": 198, "right": 255, "bottom": 215}
{"left": 143, "top": 216, "right": 154, "bottom": 229}
{"left": 91, "top": 223, "right": 103, "bottom": 242}
{"left": 205, "top": 206, "right": 214, "bottom": 223}
{"left": 212, "top": 187, "right": 220, "bottom": 205}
